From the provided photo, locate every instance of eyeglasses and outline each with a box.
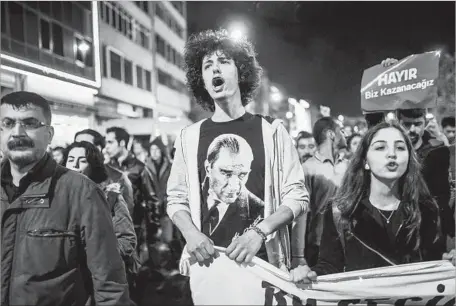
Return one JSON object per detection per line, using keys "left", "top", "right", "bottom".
{"left": 1, "top": 118, "right": 48, "bottom": 130}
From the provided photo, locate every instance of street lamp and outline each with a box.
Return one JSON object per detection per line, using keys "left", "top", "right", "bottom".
{"left": 299, "top": 99, "right": 310, "bottom": 109}
{"left": 228, "top": 22, "right": 246, "bottom": 41}
{"left": 288, "top": 98, "right": 297, "bottom": 106}
{"left": 271, "top": 91, "right": 283, "bottom": 102}
{"left": 78, "top": 41, "right": 90, "bottom": 53}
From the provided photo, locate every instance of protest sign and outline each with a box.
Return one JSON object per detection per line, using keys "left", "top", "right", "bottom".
{"left": 360, "top": 51, "right": 441, "bottom": 112}
{"left": 189, "top": 248, "right": 455, "bottom": 305}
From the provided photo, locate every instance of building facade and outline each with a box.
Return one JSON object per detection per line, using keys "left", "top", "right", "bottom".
{"left": 1, "top": 1, "right": 101, "bottom": 147}
{"left": 96, "top": 1, "right": 191, "bottom": 142}
{"left": 96, "top": 1, "right": 156, "bottom": 135}
{"left": 153, "top": 1, "right": 191, "bottom": 141}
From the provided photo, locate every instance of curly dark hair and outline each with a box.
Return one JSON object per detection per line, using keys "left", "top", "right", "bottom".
{"left": 184, "top": 29, "right": 263, "bottom": 112}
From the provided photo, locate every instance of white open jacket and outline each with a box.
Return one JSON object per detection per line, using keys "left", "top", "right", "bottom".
{"left": 166, "top": 116, "right": 309, "bottom": 276}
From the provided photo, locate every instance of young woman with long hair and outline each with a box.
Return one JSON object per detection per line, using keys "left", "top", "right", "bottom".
{"left": 64, "top": 141, "right": 140, "bottom": 300}
{"left": 291, "top": 121, "right": 452, "bottom": 282}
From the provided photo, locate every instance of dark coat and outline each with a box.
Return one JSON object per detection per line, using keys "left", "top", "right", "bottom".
{"left": 105, "top": 163, "right": 134, "bottom": 216}
{"left": 313, "top": 198, "right": 442, "bottom": 276}
{"left": 417, "top": 131, "right": 453, "bottom": 238}
{"left": 1, "top": 154, "right": 129, "bottom": 306}
{"left": 109, "top": 152, "right": 148, "bottom": 227}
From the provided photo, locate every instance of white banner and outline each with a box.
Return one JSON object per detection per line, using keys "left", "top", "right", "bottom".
{"left": 189, "top": 248, "right": 455, "bottom": 305}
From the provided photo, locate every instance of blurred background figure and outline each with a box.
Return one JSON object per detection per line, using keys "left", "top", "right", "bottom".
{"left": 133, "top": 138, "right": 150, "bottom": 164}
{"left": 51, "top": 146, "right": 65, "bottom": 165}
{"left": 345, "top": 133, "right": 362, "bottom": 160}
{"left": 296, "top": 131, "right": 316, "bottom": 164}
{"left": 63, "top": 141, "right": 139, "bottom": 305}
{"left": 442, "top": 116, "right": 455, "bottom": 145}
{"left": 143, "top": 137, "right": 178, "bottom": 260}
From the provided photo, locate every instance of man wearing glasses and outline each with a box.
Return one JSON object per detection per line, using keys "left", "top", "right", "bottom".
{"left": 0, "top": 91, "right": 129, "bottom": 305}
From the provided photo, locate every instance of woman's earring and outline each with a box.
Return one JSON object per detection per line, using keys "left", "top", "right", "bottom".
{"left": 364, "top": 163, "right": 370, "bottom": 170}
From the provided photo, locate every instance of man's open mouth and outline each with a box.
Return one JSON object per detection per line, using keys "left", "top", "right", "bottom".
{"left": 212, "top": 77, "right": 225, "bottom": 89}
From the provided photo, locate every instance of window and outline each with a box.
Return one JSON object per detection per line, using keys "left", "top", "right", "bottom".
{"left": 40, "top": 19, "right": 51, "bottom": 50}
{"left": 52, "top": 2, "right": 62, "bottom": 21}
{"left": 136, "top": 66, "right": 143, "bottom": 89}
{"left": 158, "top": 69, "right": 186, "bottom": 93}
{"left": 145, "top": 70, "right": 151, "bottom": 91}
{"left": 62, "top": 2, "right": 73, "bottom": 27}
{"left": 75, "top": 37, "right": 93, "bottom": 66}
{"left": 52, "top": 23, "right": 63, "bottom": 56}
{"left": 39, "top": 1, "right": 51, "bottom": 16}
{"left": 1, "top": 2, "right": 7, "bottom": 34}
{"left": 110, "top": 51, "right": 122, "bottom": 80}
{"left": 24, "top": 8, "right": 39, "bottom": 47}
{"left": 135, "top": 1, "right": 148, "bottom": 13}
{"left": 9, "top": 2, "right": 24, "bottom": 42}
{"left": 166, "top": 44, "right": 171, "bottom": 62}
{"left": 72, "top": 4, "right": 84, "bottom": 33}
{"left": 155, "top": 3, "right": 164, "bottom": 19}
{"left": 124, "top": 59, "right": 133, "bottom": 85}
{"left": 102, "top": 45, "right": 107, "bottom": 77}
{"left": 171, "top": 1, "right": 184, "bottom": 15}
{"left": 155, "top": 34, "right": 165, "bottom": 56}
{"left": 100, "top": 2, "right": 150, "bottom": 50}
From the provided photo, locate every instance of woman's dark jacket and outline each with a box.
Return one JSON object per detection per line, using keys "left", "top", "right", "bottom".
{"left": 313, "top": 198, "right": 443, "bottom": 275}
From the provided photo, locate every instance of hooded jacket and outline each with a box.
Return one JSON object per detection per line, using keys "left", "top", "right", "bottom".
{"left": 166, "top": 116, "right": 309, "bottom": 275}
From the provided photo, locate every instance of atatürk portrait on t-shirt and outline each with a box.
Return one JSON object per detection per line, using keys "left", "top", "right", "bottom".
{"left": 202, "top": 134, "right": 264, "bottom": 236}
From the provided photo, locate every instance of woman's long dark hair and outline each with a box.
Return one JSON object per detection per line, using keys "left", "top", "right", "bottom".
{"left": 333, "top": 121, "right": 440, "bottom": 250}
{"left": 63, "top": 141, "right": 108, "bottom": 184}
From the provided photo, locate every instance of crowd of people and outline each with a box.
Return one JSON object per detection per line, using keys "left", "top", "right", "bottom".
{"left": 1, "top": 28, "right": 455, "bottom": 305}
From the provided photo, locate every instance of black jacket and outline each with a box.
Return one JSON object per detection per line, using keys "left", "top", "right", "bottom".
{"left": 417, "top": 131, "right": 453, "bottom": 238}
{"left": 1, "top": 154, "right": 129, "bottom": 305}
{"left": 313, "top": 198, "right": 442, "bottom": 275}
{"left": 109, "top": 153, "right": 148, "bottom": 226}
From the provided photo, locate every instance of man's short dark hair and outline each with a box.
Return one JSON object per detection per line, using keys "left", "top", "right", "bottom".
{"left": 1, "top": 91, "right": 52, "bottom": 124}
{"left": 75, "top": 129, "right": 106, "bottom": 149}
{"left": 185, "top": 29, "right": 263, "bottom": 112}
{"left": 106, "top": 127, "right": 130, "bottom": 148}
{"left": 398, "top": 108, "right": 426, "bottom": 119}
{"left": 312, "top": 117, "right": 339, "bottom": 146}
{"left": 441, "top": 116, "right": 455, "bottom": 128}
{"left": 296, "top": 131, "right": 313, "bottom": 143}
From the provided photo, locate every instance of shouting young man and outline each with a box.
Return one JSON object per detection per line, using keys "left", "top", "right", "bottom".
{"left": 166, "top": 30, "right": 310, "bottom": 285}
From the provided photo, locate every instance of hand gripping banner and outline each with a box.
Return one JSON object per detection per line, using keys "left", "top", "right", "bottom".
{"left": 360, "top": 51, "right": 441, "bottom": 113}
{"left": 189, "top": 247, "right": 455, "bottom": 305}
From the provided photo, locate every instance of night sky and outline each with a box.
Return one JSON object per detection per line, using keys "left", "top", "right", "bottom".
{"left": 187, "top": 1, "right": 455, "bottom": 117}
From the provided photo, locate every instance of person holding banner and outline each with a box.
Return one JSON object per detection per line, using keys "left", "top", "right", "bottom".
{"left": 290, "top": 121, "right": 448, "bottom": 283}
{"left": 167, "top": 29, "right": 309, "bottom": 288}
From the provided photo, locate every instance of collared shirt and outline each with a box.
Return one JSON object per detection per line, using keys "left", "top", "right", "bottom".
{"left": 1, "top": 154, "right": 50, "bottom": 203}
{"left": 302, "top": 150, "right": 348, "bottom": 246}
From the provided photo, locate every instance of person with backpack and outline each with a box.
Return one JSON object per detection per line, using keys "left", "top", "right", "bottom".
{"left": 290, "top": 121, "right": 453, "bottom": 283}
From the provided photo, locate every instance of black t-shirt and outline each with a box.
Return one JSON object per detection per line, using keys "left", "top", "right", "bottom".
{"left": 197, "top": 112, "right": 268, "bottom": 260}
